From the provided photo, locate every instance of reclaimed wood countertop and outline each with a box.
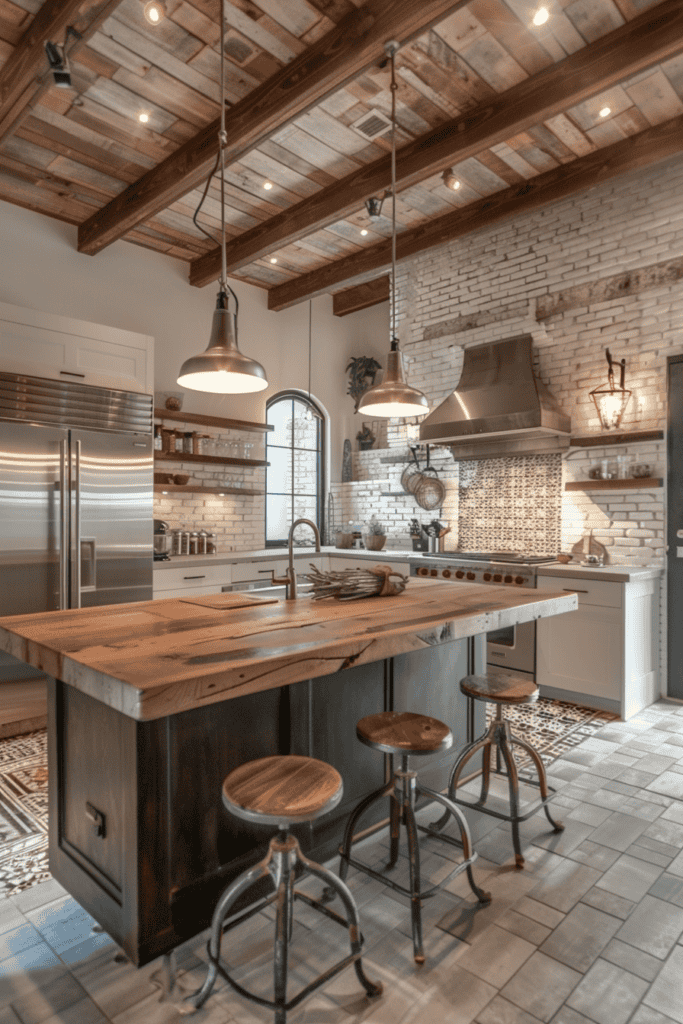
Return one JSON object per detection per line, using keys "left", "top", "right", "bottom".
{"left": 0, "top": 579, "right": 577, "bottom": 721}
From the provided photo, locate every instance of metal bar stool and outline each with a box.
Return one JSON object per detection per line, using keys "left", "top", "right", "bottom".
{"left": 325, "top": 711, "right": 491, "bottom": 965}
{"left": 186, "top": 755, "right": 382, "bottom": 1024}
{"left": 431, "top": 673, "right": 564, "bottom": 868}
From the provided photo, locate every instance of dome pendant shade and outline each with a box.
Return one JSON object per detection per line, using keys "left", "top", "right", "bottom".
{"left": 177, "top": 292, "right": 268, "bottom": 394}
{"left": 357, "top": 346, "right": 429, "bottom": 418}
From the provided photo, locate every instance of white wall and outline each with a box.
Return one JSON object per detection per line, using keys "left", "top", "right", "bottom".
{"left": 0, "top": 201, "right": 388, "bottom": 481}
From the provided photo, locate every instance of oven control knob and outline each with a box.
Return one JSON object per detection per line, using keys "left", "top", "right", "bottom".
{"left": 418, "top": 567, "right": 429, "bottom": 576}
{"left": 493, "top": 573, "right": 502, "bottom": 582}
{"left": 466, "top": 572, "right": 475, "bottom": 580}
{"left": 515, "top": 576, "right": 525, "bottom": 585}
{"left": 504, "top": 575, "right": 513, "bottom": 584}
{"left": 442, "top": 569, "right": 451, "bottom": 578}
{"left": 483, "top": 572, "right": 492, "bottom": 581}
{"left": 455, "top": 570, "right": 465, "bottom": 579}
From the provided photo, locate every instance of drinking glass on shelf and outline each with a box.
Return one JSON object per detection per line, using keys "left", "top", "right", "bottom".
{"left": 243, "top": 442, "right": 254, "bottom": 459}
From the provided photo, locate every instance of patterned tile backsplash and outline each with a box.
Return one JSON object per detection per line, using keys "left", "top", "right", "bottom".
{"left": 458, "top": 454, "right": 562, "bottom": 555}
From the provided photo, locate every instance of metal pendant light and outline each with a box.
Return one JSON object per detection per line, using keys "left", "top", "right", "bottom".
{"left": 177, "top": 0, "right": 267, "bottom": 395}
{"left": 358, "top": 42, "right": 428, "bottom": 420}
{"left": 589, "top": 348, "right": 632, "bottom": 430}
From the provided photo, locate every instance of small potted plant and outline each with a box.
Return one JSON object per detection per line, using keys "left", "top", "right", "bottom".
{"left": 363, "top": 516, "right": 386, "bottom": 551}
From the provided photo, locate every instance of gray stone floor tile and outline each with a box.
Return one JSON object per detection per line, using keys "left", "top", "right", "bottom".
{"left": 660, "top": 802, "right": 683, "bottom": 824}
{"left": 587, "top": 811, "right": 651, "bottom": 852}
{"left": 644, "top": 817, "right": 683, "bottom": 847}
{"left": 500, "top": 951, "right": 581, "bottom": 1023}
{"left": 527, "top": 821, "right": 594, "bottom": 859}
{"left": 566, "top": 958, "right": 649, "bottom": 1024}
{"left": 567, "top": 840, "right": 620, "bottom": 873}
{"left": 538, "top": 902, "right": 620, "bottom": 972}
{"left": 615, "top": 768, "right": 667, "bottom": 788}
{"left": 527, "top": 860, "right": 602, "bottom": 913}
{"left": 9, "top": 973, "right": 87, "bottom": 1024}
{"left": 619, "top": 797, "right": 666, "bottom": 823}
{"left": 616, "top": 894, "right": 683, "bottom": 958}
{"left": 456, "top": 923, "right": 535, "bottom": 988}
{"left": 476, "top": 994, "right": 546, "bottom": 1024}
{"left": 636, "top": 834, "right": 680, "bottom": 857}
{"left": 625, "top": 843, "right": 673, "bottom": 868}
{"left": 630, "top": 1007, "right": 681, "bottom": 1024}
{"left": 666, "top": 849, "right": 683, "bottom": 877}
{"left": 579, "top": 887, "right": 635, "bottom": 920}
{"left": 602, "top": 780, "right": 641, "bottom": 797}
{"left": 648, "top": 872, "right": 683, "bottom": 908}
{"left": 594, "top": 853, "right": 663, "bottom": 901}
{"left": 632, "top": 754, "right": 679, "bottom": 774}
{"left": 496, "top": 908, "right": 552, "bottom": 946}
{"left": 646, "top": 772, "right": 683, "bottom": 800}
{"left": 601, "top": 936, "right": 663, "bottom": 981}
{"left": 395, "top": 965, "right": 498, "bottom": 1024}
{"left": 643, "top": 945, "right": 683, "bottom": 1023}
{"left": 9, "top": 883, "right": 68, "bottom": 917}
{"left": 549, "top": 1009, "right": 595, "bottom": 1024}
{"left": 566, "top": 805, "right": 612, "bottom": 828}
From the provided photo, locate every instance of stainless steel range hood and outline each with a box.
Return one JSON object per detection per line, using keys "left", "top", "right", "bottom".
{"left": 419, "top": 335, "right": 571, "bottom": 459}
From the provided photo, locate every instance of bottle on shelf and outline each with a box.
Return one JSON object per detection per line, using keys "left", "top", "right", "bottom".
{"left": 154, "top": 425, "right": 163, "bottom": 451}
{"left": 183, "top": 432, "right": 194, "bottom": 454}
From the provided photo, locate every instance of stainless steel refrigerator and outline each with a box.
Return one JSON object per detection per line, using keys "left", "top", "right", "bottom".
{"left": 0, "top": 370, "right": 153, "bottom": 683}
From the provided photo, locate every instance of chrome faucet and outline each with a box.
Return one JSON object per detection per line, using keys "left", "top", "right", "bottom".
{"left": 271, "top": 518, "right": 321, "bottom": 599}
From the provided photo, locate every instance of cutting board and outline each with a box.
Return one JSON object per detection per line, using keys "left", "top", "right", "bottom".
{"left": 180, "top": 593, "right": 280, "bottom": 610}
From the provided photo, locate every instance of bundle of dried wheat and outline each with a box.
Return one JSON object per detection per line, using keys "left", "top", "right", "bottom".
{"left": 305, "top": 563, "right": 408, "bottom": 601}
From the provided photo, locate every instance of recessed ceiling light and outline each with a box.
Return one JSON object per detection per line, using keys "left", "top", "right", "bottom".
{"left": 599, "top": 106, "right": 611, "bottom": 118}
{"left": 263, "top": 181, "right": 273, "bottom": 190}
{"left": 360, "top": 229, "right": 368, "bottom": 236}
{"left": 143, "top": 1, "right": 166, "bottom": 24}
{"left": 532, "top": 7, "right": 549, "bottom": 26}
{"left": 138, "top": 112, "right": 150, "bottom": 123}
{"left": 270, "top": 257, "right": 278, "bottom": 264}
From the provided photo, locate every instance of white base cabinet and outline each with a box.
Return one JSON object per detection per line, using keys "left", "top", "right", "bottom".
{"left": 536, "top": 574, "right": 659, "bottom": 720}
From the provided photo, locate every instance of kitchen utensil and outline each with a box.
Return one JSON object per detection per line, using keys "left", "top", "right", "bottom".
{"left": 401, "top": 447, "right": 423, "bottom": 494}
{"left": 414, "top": 447, "right": 446, "bottom": 511}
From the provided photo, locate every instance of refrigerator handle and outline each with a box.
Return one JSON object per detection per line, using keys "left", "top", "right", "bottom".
{"left": 74, "top": 439, "right": 82, "bottom": 609}
{"left": 59, "top": 439, "right": 68, "bottom": 611}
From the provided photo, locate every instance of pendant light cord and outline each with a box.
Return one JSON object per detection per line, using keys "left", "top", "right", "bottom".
{"left": 191, "top": 0, "right": 239, "bottom": 317}
{"left": 308, "top": 299, "right": 312, "bottom": 403}
{"left": 389, "top": 43, "right": 398, "bottom": 351}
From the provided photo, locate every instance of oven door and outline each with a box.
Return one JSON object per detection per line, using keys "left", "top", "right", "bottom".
{"left": 487, "top": 619, "right": 536, "bottom": 676}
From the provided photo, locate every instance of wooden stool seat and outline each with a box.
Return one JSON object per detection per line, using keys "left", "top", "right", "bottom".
{"left": 356, "top": 711, "right": 453, "bottom": 756}
{"left": 460, "top": 672, "right": 539, "bottom": 705}
{"left": 222, "top": 755, "right": 343, "bottom": 825}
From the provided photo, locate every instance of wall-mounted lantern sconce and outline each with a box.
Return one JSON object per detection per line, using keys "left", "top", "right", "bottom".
{"left": 589, "top": 348, "right": 632, "bottom": 430}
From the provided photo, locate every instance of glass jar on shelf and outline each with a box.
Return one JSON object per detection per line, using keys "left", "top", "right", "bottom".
{"left": 183, "top": 432, "right": 194, "bottom": 454}
{"left": 154, "top": 425, "right": 163, "bottom": 451}
{"left": 207, "top": 533, "right": 217, "bottom": 554}
{"left": 197, "top": 529, "right": 208, "bottom": 555}
{"left": 188, "top": 531, "right": 199, "bottom": 555}
{"left": 174, "top": 431, "right": 184, "bottom": 454}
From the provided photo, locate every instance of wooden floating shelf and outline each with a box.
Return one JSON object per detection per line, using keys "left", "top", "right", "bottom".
{"left": 154, "top": 408, "right": 272, "bottom": 433}
{"left": 381, "top": 491, "right": 410, "bottom": 497}
{"left": 154, "top": 485, "right": 264, "bottom": 496}
{"left": 155, "top": 451, "right": 268, "bottom": 468}
{"left": 570, "top": 430, "right": 664, "bottom": 447}
{"left": 565, "top": 478, "right": 663, "bottom": 491}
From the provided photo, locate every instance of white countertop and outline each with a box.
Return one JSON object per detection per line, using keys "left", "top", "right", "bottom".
{"left": 153, "top": 546, "right": 416, "bottom": 570}
{"left": 536, "top": 563, "right": 664, "bottom": 583}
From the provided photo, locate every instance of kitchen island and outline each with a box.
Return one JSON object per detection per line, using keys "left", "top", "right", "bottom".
{"left": 0, "top": 578, "right": 576, "bottom": 965}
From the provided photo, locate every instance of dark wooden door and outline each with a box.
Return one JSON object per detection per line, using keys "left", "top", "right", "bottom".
{"left": 668, "top": 356, "right": 683, "bottom": 698}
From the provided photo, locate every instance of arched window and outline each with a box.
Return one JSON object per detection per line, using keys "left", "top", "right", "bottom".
{"left": 265, "top": 392, "right": 325, "bottom": 547}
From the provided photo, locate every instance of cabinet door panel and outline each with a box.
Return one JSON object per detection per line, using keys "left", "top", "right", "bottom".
{"left": 537, "top": 606, "right": 622, "bottom": 700}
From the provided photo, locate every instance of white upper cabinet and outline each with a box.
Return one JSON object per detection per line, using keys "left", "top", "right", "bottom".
{"left": 0, "top": 301, "right": 153, "bottom": 395}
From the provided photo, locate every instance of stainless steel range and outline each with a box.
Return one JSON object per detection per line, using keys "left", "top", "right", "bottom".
{"left": 411, "top": 551, "right": 557, "bottom": 683}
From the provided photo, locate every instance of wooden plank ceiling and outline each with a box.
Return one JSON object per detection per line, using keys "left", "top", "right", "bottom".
{"left": 1, "top": 0, "right": 683, "bottom": 312}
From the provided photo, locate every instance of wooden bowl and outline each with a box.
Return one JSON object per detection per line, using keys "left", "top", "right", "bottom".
{"left": 173, "top": 474, "right": 190, "bottom": 485}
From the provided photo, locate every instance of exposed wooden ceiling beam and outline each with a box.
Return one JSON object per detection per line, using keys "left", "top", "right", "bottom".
{"left": 0, "top": 0, "right": 86, "bottom": 140}
{"left": 266, "top": 113, "right": 683, "bottom": 311}
{"left": 191, "top": 0, "right": 683, "bottom": 289}
{"left": 76, "top": 0, "right": 472, "bottom": 257}
{"left": 0, "top": 0, "right": 127, "bottom": 144}
{"left": 333, "top": 276, "right": 390, "bottom": 316}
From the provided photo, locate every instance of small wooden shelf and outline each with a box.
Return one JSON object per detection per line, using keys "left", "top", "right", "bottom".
{"left": 570, "top": 430, "right": 664, "bottom": 447}
{"left": 155, "top": 451, "right": 268, "bottom": 468}
{"left": 154, "top": 484, "right": 263, "bottom": 496}
{"left": 565, "top": 478, "right": 663, "bottom": 491}
{"left": 154, "top": 408, "right": 272, "bottom": 433}
{"left": 381, "top": 491, "right": 409, "bottom": 497}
